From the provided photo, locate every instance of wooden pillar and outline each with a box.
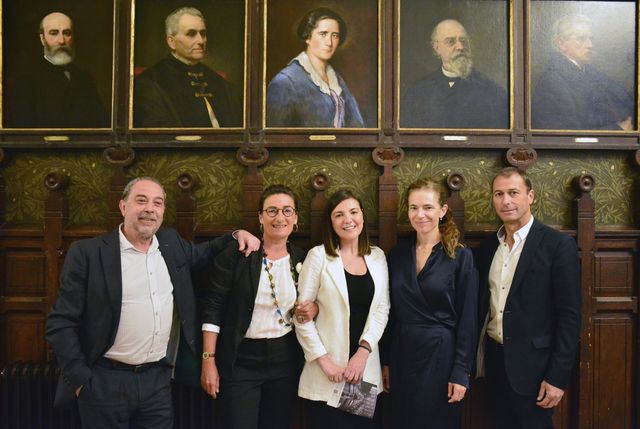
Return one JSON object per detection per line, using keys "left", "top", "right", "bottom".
{"left": 103, "top": 147, "right": 136, "bottom": 230}
{"left": 372, "top": 145, "right": 404, "bottom": 253}
{"left": 43, "top": 172, "right": 69, "bottom": 335}
{"left": 445, "top": 172, "right": 466, "bottom": 238}
{"left": 572, "top": 173, "right": 595, "bottom": 429}
{"left": 237, "top": 144, "right": 268, "bottom": 235}
{"left": 176, "top": 173, "right": 197, "bottom": 242}
{"left": 309, "top": 173, "right": 330, "bottom": 247}
{"left": 0, "top": 149, "right": 7, "bottom": 224}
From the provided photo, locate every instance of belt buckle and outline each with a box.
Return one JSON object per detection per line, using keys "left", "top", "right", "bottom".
{"left": 132, "top": 363, "right": 147, "bottom": 373}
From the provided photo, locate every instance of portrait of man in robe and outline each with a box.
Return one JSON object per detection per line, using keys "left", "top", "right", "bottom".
{"left": 131, "top": 0, "right": 245, "bottom": 129}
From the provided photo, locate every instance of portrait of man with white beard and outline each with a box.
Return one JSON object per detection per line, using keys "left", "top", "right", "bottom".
{"left": 4, "top": 11, "right": 109, "bottom": 128}
{"left": 400, "top": 19, "right": 508, "bottom": 129}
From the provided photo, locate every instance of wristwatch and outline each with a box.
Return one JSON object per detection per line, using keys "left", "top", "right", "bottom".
{"left": 202, "top": 352, "right": 215, "bottom": 360}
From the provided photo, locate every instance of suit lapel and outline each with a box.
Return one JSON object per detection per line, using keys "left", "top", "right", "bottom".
{"left": 509, "top": 220, "right": 545, "bottom": 295}
{"left": 249, "top": 248, "right": 265, "bottom": 303}
{"left": 100, "top": 229, "right": 123, "bottom": 321}
{"left": 326, "top": 251, "right": 349, "bottom": 307}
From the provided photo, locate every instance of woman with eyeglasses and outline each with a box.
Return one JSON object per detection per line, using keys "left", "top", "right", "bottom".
{"left": 382, "top": 178, "right": 478, "bottom": 428}
{"left": 200, "top": 184, "right": 316, "bottom": 429}
{"left": 266, "top": 7, "right": 365, "bottom": 128}
{"left": 294, "top": 189, "right": 389, "bottom": 428}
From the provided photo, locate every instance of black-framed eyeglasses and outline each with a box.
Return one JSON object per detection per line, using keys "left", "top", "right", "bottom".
{"left": 260, "top": 206, "right": 297, "bottom": 217}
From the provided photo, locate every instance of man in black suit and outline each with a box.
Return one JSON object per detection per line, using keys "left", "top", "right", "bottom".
{"left": 45, "top": 177, "right": 259, "bottom": 429}
{"left": 401, "top": 19, "right": 508, "bottom": 129}
{"left": 4, "top": 12, "right": 109, "bottom": 128}
{"left": 476, "top": 167, "right": 581, "bottom": 429}
{"left": 134, "top": 7, "right": 242, "bottom": 128}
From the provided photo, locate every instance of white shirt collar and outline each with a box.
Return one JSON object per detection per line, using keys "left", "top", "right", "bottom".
{"left": 294, "top": 51, "right": 343, "bottom": 96}
{"left": 496, "top": 215, "right": 534, "bottom": 244}
{"left": 118, "top": 223, "right": 159, "bottom": 253}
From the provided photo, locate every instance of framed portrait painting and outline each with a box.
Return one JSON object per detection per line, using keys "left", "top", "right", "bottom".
{"left": 130, "top": 0, "right": 246, "bottom": 130}
{"left": 264, "top": 0, "right": 379, "bottom": 129}
{"left": 398, "top": 0, "right": 511, "bottom": 130}
{"left": 529, "top": 1, "right": 637, "bottom": 132}
{"left": 2, "top": 0, "right": 114, "bottom": 129}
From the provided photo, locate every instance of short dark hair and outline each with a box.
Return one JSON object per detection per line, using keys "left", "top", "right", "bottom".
{"left": 258, "top": 184, "right": 298, "bottom": 211}
{"left": 122, "top": 177, "right": 166, "bottom": 201}
{"left": 297, "top": 7, "right": 347, "bottom": 45}
{"left": 492, "top": 167, "right": 533, "bottom": 192}
{"left": 322, "top": 189, "right": 371, "bottom": 257}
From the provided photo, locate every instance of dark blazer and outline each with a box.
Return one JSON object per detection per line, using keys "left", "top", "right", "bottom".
{"left": 5, "top": 57, "right": 109, "bottom": 128}
{"left": 476, "top": 220, "right": 581, "bottom": 396}
{"left": 200, "top": 241, "right": 306, "bottom": 379}
{"left": 45, "top": 228, "right": 232, "bottom": 408}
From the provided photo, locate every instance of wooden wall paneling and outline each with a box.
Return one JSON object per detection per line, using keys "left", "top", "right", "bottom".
{"left": 309, "top": 172, "right": 329, "bottom": 248}
{"left": 103, "top": 147, "right": 136, "bottom": 230}
{"left": 43, "top": 173, "right": 69, "bottom": 330}
{"left": 592, "top": 315, "right": 634, "bottom": 429}
{"left": 3, "top": 313, "right": 46, "bottom": 364}
{"left": 573, "top": 174, "right": 596, "bottom": 429}
{"left": 237, "top": 145, "right": 268, "bottom": 234}
{"left": 0, "top": 148, "right": 6, "bottom": 224}
{"left": 372, "top": 146, "right": 403, "bottom": 253}
{"left": 176, "top": 173, "right": 197, "bottom": 242}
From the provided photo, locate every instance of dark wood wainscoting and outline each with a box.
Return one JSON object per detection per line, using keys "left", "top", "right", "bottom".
{"left": 0, "top": 164, "right": 638, "bottom": 429}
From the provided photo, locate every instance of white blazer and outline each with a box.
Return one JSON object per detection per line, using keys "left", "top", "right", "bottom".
{"left": 295, "top": 245, "right": 390, "bottom": 402}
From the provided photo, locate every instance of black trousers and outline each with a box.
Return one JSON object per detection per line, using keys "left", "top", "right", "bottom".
{"left": 218, "top": 332, "right": 300, "bottom": 429}
{"left": 77, "top": 358, "right": 173, "bottom": 429}
{"left": 485, "top": 337, "right": 554, "bottom": 429}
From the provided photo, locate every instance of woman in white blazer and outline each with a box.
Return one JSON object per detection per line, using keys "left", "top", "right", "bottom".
{"left": 294, "top": 189, "right": 390, "bottom": 428}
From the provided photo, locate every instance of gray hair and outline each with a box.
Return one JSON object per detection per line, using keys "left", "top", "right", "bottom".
{"left": 165, "top": 7, "right": 205, "bottom": 37}
{"left": 552, "top": 15, "right": 592, "bottom": 51}
{"left": 122, "top": 177, "right": 166, "bottom": 201}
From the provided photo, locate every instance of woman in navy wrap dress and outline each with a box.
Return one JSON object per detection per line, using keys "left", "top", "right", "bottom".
{"left": 383, "top": 178, "right": 478, "bottom": 428}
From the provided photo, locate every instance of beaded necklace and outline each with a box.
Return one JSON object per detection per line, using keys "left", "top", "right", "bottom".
{"left": 262, "top": 251, "right": 299, "bottom": 326}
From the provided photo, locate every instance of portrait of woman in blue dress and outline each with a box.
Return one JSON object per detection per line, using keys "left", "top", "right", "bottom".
{"left": 266, "top": 7, "right": 365, "bottom": 128}
{"left": 383, "top": 178, "right": 478, "bottom": 428}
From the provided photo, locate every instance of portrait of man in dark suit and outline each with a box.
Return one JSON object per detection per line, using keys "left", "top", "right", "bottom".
{"left": 476, "top": 167, "right": 581, "bottom": 429}
{"left": 400, "top": 16, "right": 509, "bottom": 129}
{"left": 133, "top": 6, "right": 243, "bottom": 128}
{"left": 3, "top": 11, "right": 110, "bottom": 128}
{"left": 531, "top": 14, "right": 635, "bottom": 131}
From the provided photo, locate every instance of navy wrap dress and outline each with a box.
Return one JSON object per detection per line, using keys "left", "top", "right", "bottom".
{"left": 387, "top": 237, "right": 478, "bottom": 428}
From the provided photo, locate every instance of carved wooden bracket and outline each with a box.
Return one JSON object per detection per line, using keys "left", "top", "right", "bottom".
{"left": 372, "top": 145, "right": 404, "bottom": 167}
{"left": 506, "top": 147, "right": 537, "bottom": 170}
{"left": 237, "top": 144, "right": 268, "bottom": 232}
{"left": 373, "top": 145, "right": 404, "bottom": 253}
{"left": 236, "top": 144, "right": 269, "bottom": 167}
{"left": 0, "top": 148, "right": 8, "bottom": 167}
{"left": 103, "top": 147, "right": 136, "bottom": 167}
{"left": 633, "top": 149, "right": 640, "bottom": 168}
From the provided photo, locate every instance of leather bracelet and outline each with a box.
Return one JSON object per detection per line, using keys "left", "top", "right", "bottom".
{"left": 358, "top": 344, "right": 372, "bottom": 353}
